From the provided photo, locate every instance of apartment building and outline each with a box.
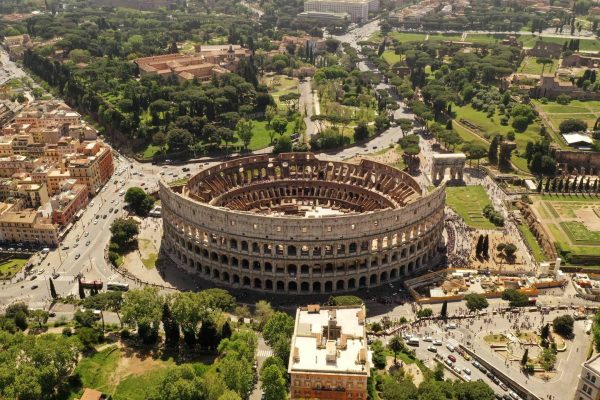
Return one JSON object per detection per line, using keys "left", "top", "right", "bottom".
{"left": 68, "top": 144, "right": 114, "bottom": 195}
{"left": 303, "top": 0, "right": 379, "bottom": 22}
{"left": 0, "top": 210, "right": 59, "bottom": 246}
{"left": 0, "top": 155, "right": 38, "bottom": 178}
{"left": 575, "top": 353, "right": 600, "bottom": 400}
{"left": 288, "top": 305, "right": 371, "bottom": 400}
{"left": 51, "top": 179, "right": 88, "bottom": 226}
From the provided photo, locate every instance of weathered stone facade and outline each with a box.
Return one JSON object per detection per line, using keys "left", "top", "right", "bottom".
{"left": 159, "top": 153, "right": 445, "bottom": 295}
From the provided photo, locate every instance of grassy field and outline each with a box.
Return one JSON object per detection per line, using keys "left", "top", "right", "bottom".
{"left": 464, "top": 33, "right": 509, "bottom": 44}
{"left": 141, "top": 144, "right": 162, "bottom": 159}
{"left": 0, "top": 257, "right": 28, "bottom": 279}
{"left": 445, "top": 186, "right": 496, "bottom": 229}
{"left": 518, "top": 56, "right": 559, "bottom": 75}
{"left": 532, "top": 100, "right": 600, "bottom": 135}
{"left": 385, "top": 32, "right": 430, "bottom": 43}
{"left": 382, "top": 50, "right": 402, "bottom": 64}
{"left": 533, "top": 196, "right": 600, "bottom": 261}
{"left": 518, "top": 223, "right": 546, "bottom": 262}
{"left": 427, "top": 33, "right": 464, "bottom": 42}
{"left": 263, "top": 74, "right": 300, "bottom": 111}
{"left": 70, "top": 345, "right": 210, "bottom": 400}
{"left": 453, "top": 104, "right": 541, "bottom": 173}
{"left": 234, "top": 119, "right": 294, "bottom": 151}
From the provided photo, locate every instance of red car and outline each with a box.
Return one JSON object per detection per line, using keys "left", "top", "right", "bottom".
{"left": 448, "top": 355, "right": 457, "bottom": 363}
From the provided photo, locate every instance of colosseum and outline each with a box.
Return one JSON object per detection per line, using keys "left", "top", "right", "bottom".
{"left": 159, "top": 153, "right": 446, "bottom": 295}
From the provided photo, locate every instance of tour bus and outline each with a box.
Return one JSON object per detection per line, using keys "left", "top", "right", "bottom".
{"left": 407, "top": 337, "right": 420, "bottom": 346}
{"left": 107, "top": 282, "right": 130, "bottom": 291}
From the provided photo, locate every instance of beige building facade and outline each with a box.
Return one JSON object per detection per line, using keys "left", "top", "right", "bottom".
{"left": 576, "top": 353, "right": 600, "bottom": 400}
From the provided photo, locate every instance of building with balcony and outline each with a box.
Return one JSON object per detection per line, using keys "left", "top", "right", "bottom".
{"left": 303, "top": 0, "right": 379, "bottom": 22}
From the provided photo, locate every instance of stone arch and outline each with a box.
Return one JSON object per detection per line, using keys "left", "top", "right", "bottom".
{"left": 336, "top": 280, "right": 345, "bottom": 290}
{"left": 288, "top": 245, "right": 297, "bottom": 256}
{"left": 370, "top": 274, "right": 377, "bottom": 285}
{"left": 313, "top": 281, "right": 321, "bottom": 293}
{"left": 276, "top": 281, "right": 285, "bottom": 292}
{"left": 213, "top": 269, "right": 220, "bottom": 279}
{"left": 301, "top": 282, "right": 310, "bottom": 292}
{"left": 348, "top": 278, "right": 356, "bottom": 289}
{"left": 288, "top": 281, "right": 298, "bottom": 292}
{"left": 287, "top": 264, "right": 297, "bottom": 276}
{"left": 222, "top": 272, "right": 230, "bottom": 282}
{"left": 242, "top": 276, "right": 251, "bottom": 286}
{"left": 233, "top": 274, "right": 240, "bottom": 284}
{"left": 265, "top": 279, "right": 273, "bottom": 290}
{"left": 254, "top": 278, "right": 262, "bottom": 289}
{"left": 359, "top": 276, "right": 367, "bottom": 287}
{"left": 324, "top": 281, "right": 333, "bottom": 293}
{"left": 380, "top": 271, "right": 388, "bottom": 282}
{"left": 229, "top": 238, "right": 238, "bottom": 249}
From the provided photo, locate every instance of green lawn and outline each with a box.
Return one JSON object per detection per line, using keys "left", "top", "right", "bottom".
{"left": 0, "top": 257, "right": 29, "bottom": 280}
{"left": 231, "top": 119, "right": 294, "bottom": 151}
{"left": 382, "top": 50, "right": 401, "bottom": 64}
{"left": 427, "top": 33, "right": 463, "bottom": 42}
{"left": 141, "top": 144, "right": 162, "bottom": 159}
{"left": 532, "top": 100, "right": 600, "bottom": 136}
{"left": 464, "top": 33, "right": 509, "bottom": 44}
{"left": 560, "top": 221, "right": 600, "bottom": 245}
{"left": 445, "top": 186, "right": 497, "bottom": 229}
{"left": 453, "top": 103, "right": 541, "bottom": 173}
{"left": 74, "top": 345, "right": 121, "bottom": 394}
{"left": 387, "top": 32, "right": 429, "bottom": 43}
{"left": 518, "top": 57, "right": 559, "bottom": 75}
{"left": 141, "top": 253, "right": 157, "bottom": 269}
{"left": 518, "top": 223, "right": 546, "bottom": 262}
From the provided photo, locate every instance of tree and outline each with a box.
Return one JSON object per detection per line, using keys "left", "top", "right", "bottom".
{"left": 198, "top": 317, "right": 220, "bottom": 350}
{"left": 416, "top": 308, "right": 433, "bottom": 318}
{"left": 125, "top": 187, "right": 154, "bottom": 216}
{"left": 388, "top": 335, "right": 404, "bottom": 365}
{"left": 30, "top": 309, "right": 48, "bottom": 329}
{"left": 397, "top": 118, "right": 413, "bottom": 137}
{"left": 265, "top": 105, "right": 277, "bottom": 127}
{"left": 454, "top": 380, "right": 496, "bottom": 400}
{"left": 110, "top": 218, "right": 140, "bottom": 249}
{"left": 254, "top": 301, "right": 273, "bottom": 329}
{"left": 375, "top": 115, "right": 390, "bottom": 132}
{"left": 536, "top": 57, "right": 554, "bottom": 75}
{"left": 521, "top": 348, "right": 529, "bottom": 366}
{"left": 541, "top": 323, "right": 550, "bottom": 345}
{"left": 553, "top": 315, "right": 575, "bottom": 338}
{"left": 235, "top": 118, "right": 254, "bottom": 150}
{"left": 271, "top": 116, "right": 288, "bottom": 137}
{"left": 354, "top": 122, "right": 369, "bottom": 142}
{"left": 167, "top": 128, "right": 193, "bottom": 152}
{"left": 464, "top": 293, "right": 489, "bottom": 312}
{"left": 78, "top": 278, "right": 86, "bottom": 300}
{"left": 559, "top": 118, "right": 587, "bottom": 133}
{"left": 371, "top": 340, "right": 386, "bottom": 369}
{"left": 501, "top": 289, "right": 529, "bottom": 307}
{"left": 221, "top": 320, "right": 232, "bottom": 340}
{"left": 440, "top": 300, "right": 448, "bottom": 319}
{"left": 162, "top": 301, "right": 180, "bottom": 347}
{"left": 260, "top": 364, "right": 287, "bottom": 400}
{"left": 219, "top": 356, "right": 254, "bottom": 396}
{"left": 273, "top": 136, "right": 292, "bottom": 153}
{"left": 488, "top": 135, "right": 499, "bottom": 164}
{"left": 152, "top": 132, "right": 167, "bottom": 149}
{"left": 49, "top": 278, "right": 57, "bottom": 299}
{"left": 263, "top": 312, "right": 294, "bottom": 346}
{"left": 122, "top": 287, "right": 163, "bottom": 344}
{"left": 463, "top": 143, "right": 487, "bottom": 168}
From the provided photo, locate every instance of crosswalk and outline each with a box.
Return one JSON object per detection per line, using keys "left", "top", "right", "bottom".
{"left": 256, "top": 349, "right": 273, "bottom": 359}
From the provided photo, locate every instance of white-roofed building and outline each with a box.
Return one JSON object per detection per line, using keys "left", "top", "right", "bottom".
{"left": 288, "top": 304, "right": 371, "bottom": 400}
{"left": 563, "top": 133, "right": 594, "bottom": 148}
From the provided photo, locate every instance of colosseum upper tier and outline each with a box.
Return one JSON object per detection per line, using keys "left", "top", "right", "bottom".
{"left": 159, "top": 153, "right": 446, "bottom": 295}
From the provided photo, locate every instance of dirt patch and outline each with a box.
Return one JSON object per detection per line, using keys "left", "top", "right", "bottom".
{"left": 576, "top": 208, "right": 600, "bottom": 231}
{"left": 109, "top": 345, "right": 165, "bottom": 388}
{"left": 404, "top": 363, "right": 424, "bottom": 387}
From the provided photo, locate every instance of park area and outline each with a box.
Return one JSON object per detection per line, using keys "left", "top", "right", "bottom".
{"left": 67, "top": 343, "right": 212, "bottom": 400}
{"left": 532, "top": 99, "right": 600, "bottom": 136}
{"left": 518, "top": 56, "right": 559, "bottom": 75}
{"left": 445, "top": 186, "right": 496, "bottom": 229}
{"left": 531, "top": 195, "right": 600, "bottom": 264}
{"left": 0, "top": 257, "right": 29, "bottom": 280}
{"left": 452, "top": 104, "right": 541, "bottom": 172}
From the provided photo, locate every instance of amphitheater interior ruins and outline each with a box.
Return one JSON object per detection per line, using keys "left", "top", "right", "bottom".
{"left": 159, "top": 153, "right": 446, "bottom": 295}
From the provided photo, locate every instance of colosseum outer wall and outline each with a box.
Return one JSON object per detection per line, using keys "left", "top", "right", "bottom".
{"left": 159, "top": 164, "right": 446, "bottom": 295}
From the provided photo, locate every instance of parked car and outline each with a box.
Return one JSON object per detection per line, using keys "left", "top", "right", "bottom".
{"left": 448, "top": 355, "right": 457, "bottom": 363}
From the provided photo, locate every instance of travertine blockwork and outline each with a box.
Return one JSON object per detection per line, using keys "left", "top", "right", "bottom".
{"left": 159, "top": 153, "right": 445, "bottom": 295}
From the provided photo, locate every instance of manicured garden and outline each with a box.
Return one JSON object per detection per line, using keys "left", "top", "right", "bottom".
{"left": 0, "top": 257, "right": 29, "bottom": 279}
{"left": 445, "top": 186, "right": 497, "bottom": 229}
{"left": 518, "top": 223, "right": 546, "bottom": 262}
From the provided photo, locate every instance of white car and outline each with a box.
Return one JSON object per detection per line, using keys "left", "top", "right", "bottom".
{"left": 84, "top": 232, "right": 89, "bottom": 237}
{"left": 463, "top": 368, "right": 471, "bottom": 375}
{"left": 423, "top": 336, "right": 433, "bottom": 342}
{"left": 446, "top": 323, "right": 457, "bottom": 329}
{"left": 90, "top": 201, "right": 94, "bottom": 206}
{"left": 93, "top": 219, "right": 98, "bottom": 225}
{"left": 433, "top": 339, "right": 442, "bottom": 346}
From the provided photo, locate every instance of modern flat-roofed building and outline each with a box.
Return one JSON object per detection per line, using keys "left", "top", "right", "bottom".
{"left": 575, "top": 353, "right": 600, "bottom": 400}
{"left": 288, "top": 305, "right": 371, "bottom": 400}
{"left": 303, "top": 0, "right": 378, "bottom": 22}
